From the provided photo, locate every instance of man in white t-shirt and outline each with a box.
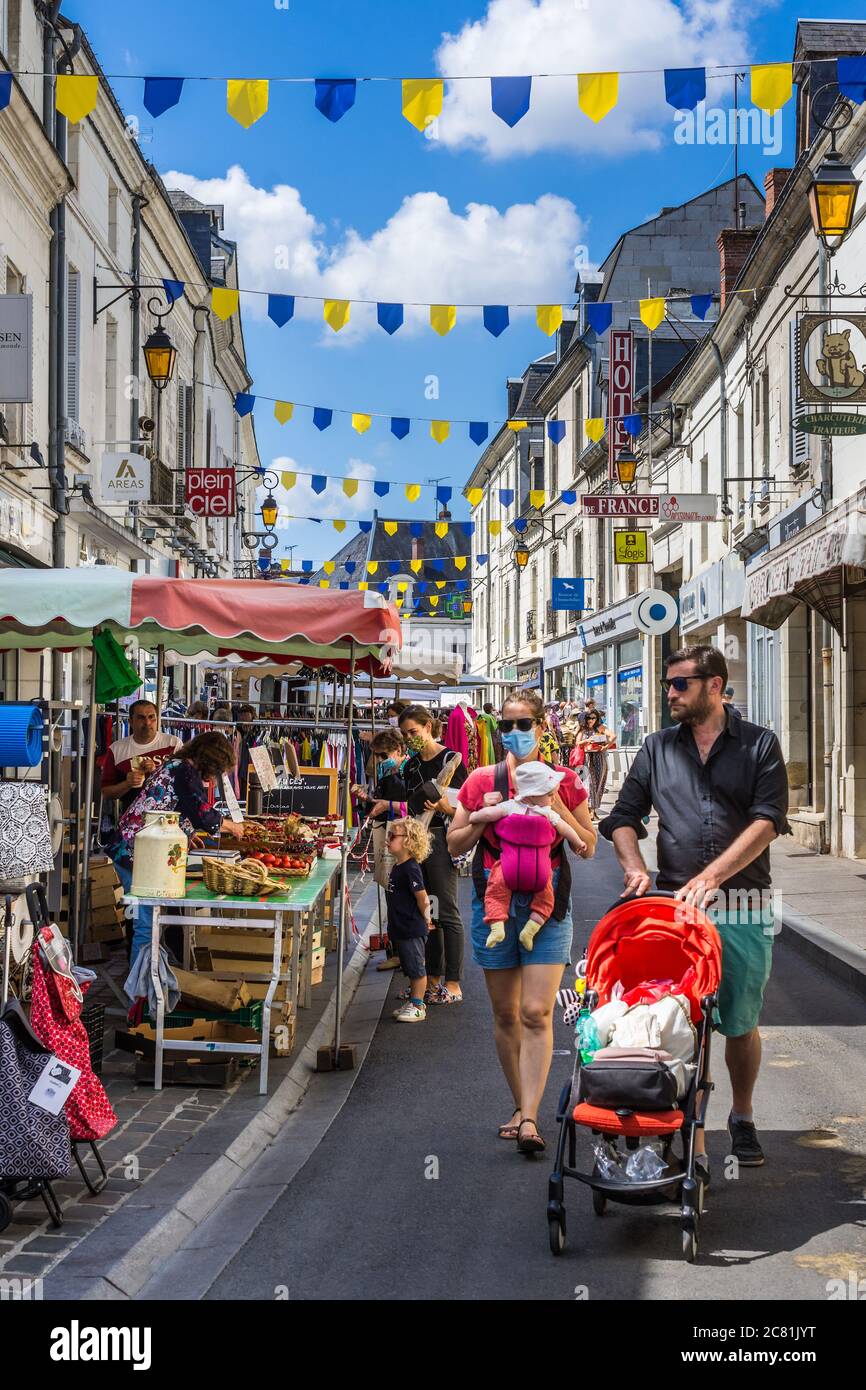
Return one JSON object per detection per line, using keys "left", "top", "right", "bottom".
{"left": 100, "top": 700, "right": 183, "bottom": 811}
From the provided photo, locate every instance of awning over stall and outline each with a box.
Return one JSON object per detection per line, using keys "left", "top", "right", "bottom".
{"left": 740, "top": 490, "right": 866, "bottom": 636}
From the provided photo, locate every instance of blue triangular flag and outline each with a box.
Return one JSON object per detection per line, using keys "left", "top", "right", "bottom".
{"left": 483, "top": 305, "right": 510, "bottom": 337}
{"left": 490, "top": 75, "right": 532, "bottom": 127}
{"left": 258, "top": 556, "right": 271, "bottom": 573}
{"left": 499, "top": 488, "right": 514, "bottom": 507}
{"left": 391, "top": 416, "right": 410, "bottom": 439}
{"left": 413, "top": 595, "right": 422, "bottom": 607}
{"left": 310, "top": 476, "right": 327, "bottom": 495}
{"left": 469, "top": 421, "right": 489, "bottom": 445}
{"left": 314, "top": 77, "right": 356, "bottom": 122}
{"left": 301, "top": 560, "right": 313, "bottom": 572}
{"left": 234, "top": 393, "right": 255, "bottom": 417}
{"left": 586, "top": 302, "right": 612, "bottom": 336}
{"left": 358, "top": 520, "right": 372, "bottom": 533}
{"left": 377, "top": 582, "right": 389, "bottom": 594}
{"left": 664, "top": 67, "right": 706, "bottom": 111}
{"left": 345, "top": 561, "right": 356, "bottom": 575}
{"left": 268, "top": 294, "right": 295, "bottom": 327}
{"left": 431, "top": 558, "right": 445, "bottom": 573}
{"left": 476, "top": 554, "right": 488, "bottom": 566}
{"left": 460, "top": 521, "right": 475, "bottom": 537}
{"left": 690, "top": 294, "right": 713, "bottom": 321}
{"left": 456, "top": 580, "right": 468, "bottom": 592}
{"left": 838, "top": 56, "right": 866, "bottom": 103}
{"left": 513, "top": 518, "right": 529, "bottom": 534}
{"left": 623, "top": 414, "right": 642, "bottom": 436}
{"left": 417, "top": 582, "right": 428, "bottom": 595}
{"left": 436, "top": 486, "right": 452, "bottom": 505}
{"left": 561, "top": 490, "right": 577, "bottom": 505}
{"left": 313, "top": 407, "right": 332, "bottom": 431}
{"left": 298, "top": 577, "right": 310, "bottom": 585}
{"left": 0, "top": 74, "right": 12, "bottom": 111}
{"left": 388, "top": 560, "right": 400, "bottom": 575}
{"left": 547, "top": 420, "right": 566, "bottom": 444}
{"left": 339, "top": 581, "right": 349, "bottom": 590}
{"left": 143, "top": 76, "right": 184, "bottom": 118}
{"left": 162, "top": 278, "right": 185, "bottom": 305}
{"left": 378, "top": 303, "right": 404, "bottom": 335}
{"left": 373, "top": 481, "right": 390, "bottom": 497}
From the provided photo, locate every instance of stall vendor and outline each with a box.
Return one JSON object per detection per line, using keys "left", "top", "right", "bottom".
{"left": 100, "top": 700, "right": 183, "bottom": 811}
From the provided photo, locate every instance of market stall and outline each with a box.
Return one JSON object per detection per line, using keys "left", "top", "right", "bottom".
{"left": 0, "top": 568, "right": 399, "bottom": 1080}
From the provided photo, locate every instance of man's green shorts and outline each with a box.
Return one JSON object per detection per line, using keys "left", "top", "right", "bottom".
{"left": 708, "top": 909, "right": 776, "bottom": 1037}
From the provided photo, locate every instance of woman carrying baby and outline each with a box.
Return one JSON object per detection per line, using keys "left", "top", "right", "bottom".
{"left": 448, "top": 689, "right": 597, "bottom": 1154}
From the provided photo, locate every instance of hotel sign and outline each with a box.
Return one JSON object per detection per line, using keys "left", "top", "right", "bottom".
{"left": 607, "top": 329, "right": 634, "bottom": 481}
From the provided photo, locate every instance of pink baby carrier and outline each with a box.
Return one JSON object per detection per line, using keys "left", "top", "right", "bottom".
{"left": 497, "top": 812, "right": 557, "bottom": 894}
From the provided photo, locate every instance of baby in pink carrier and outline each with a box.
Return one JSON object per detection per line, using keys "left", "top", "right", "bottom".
{"left": 469, "top": 763, "right": 584, "bottom": 951}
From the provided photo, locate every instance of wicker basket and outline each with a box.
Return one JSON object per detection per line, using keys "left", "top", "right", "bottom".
{"left": 201, "top": 857, "right": 281, "bottom": 897}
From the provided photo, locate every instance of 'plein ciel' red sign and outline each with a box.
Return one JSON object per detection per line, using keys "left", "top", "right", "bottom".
{"left": 608, "top": 329, "right": 634, "bottom": 481}
{"left": 184, "top": 468, "right": 237, "bottom": 517}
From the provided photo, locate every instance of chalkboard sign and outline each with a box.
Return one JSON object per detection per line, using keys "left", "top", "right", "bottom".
{"left": 253, "top": 767, "right": 339, "bottom": 819}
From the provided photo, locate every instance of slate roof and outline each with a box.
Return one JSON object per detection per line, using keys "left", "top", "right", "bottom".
{"left": 509, "top": 354, "right": 556, "bottom": 418}
{"left": 794, "top": 19, "right": 866, "bottom": 57}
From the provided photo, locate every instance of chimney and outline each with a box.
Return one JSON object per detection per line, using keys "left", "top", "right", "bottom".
{"left": 717, "top": 228, "right": 759, "bottom": 310}
{"left": 764, "top": 168, "right": 792, "bottom": 219}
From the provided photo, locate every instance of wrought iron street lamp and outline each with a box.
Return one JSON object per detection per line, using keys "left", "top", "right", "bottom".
{"left": 807, "top": 87, "right": 860, "bottom": 252}
{"left": 513, "top": 541, "right": 530, "bottom": 570}
{"left": 142, "top": 297, "right": 177, "bottom": 392}
{"left": 260, "top": 492, "right": 279, "bottom": 529}
{"left": 615, "top": 445, "right": 639, "bottom": 489}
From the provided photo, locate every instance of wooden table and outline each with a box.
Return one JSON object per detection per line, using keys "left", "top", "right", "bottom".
{"left": 124, "top": 857, "right": 343, "bottom": 1093}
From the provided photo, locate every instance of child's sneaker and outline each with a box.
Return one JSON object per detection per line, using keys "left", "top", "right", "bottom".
{"left": 394, "top": 1001, "right": 426, "bottom": 1023}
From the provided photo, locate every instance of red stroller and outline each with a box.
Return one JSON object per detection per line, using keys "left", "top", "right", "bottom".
{"left": 547, "top": 892, "right": 722, "bottom": 1262}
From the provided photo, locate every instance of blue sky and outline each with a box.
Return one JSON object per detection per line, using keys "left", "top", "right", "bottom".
{"left": 75, "top": 0, "right": 862, "bottom": 566}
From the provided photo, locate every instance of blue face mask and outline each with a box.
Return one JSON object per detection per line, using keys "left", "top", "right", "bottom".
{"left": 500, "top": 728, "right": 538, "bottom": 759}
{"left": 378, "top": 756, "right": 398, "bottom": 775}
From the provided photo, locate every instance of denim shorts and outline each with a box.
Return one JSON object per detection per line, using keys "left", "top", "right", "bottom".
{"left": 395, "top": 936, "right": 427, "bottom": 981}
{"left": 471, "top": 869, "right": 574, "bottom": 970}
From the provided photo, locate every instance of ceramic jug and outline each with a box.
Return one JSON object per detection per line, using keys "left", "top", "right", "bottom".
{"left": 130, "top": 811, "right": 188, "bottom": 898}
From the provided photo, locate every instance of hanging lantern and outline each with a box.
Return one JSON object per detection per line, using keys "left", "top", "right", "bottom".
{"left": 808, "top": 150, "right": 860, "bottom": 250}
{"left": 513, "top": 542, "right": 530, "bottom": 570}
{"left": 142, "top": 324, "right": 177, "bottom": 392}
{"left": 260, "top": 493, "right": 279, "bottom": 529}
{"left": 615, "top": 446, "right": 639, "bottom": 488}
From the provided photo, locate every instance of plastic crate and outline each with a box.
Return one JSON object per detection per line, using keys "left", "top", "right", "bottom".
{"left": 81, "top": 1001, "right": 105, "bottom": 1076}
{"left": 145, "top": 1000, "right": 265, "bottom": 1030}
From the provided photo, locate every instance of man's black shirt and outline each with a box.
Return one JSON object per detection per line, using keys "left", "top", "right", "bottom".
{"left": 599, "top": 710, "right": 790, "bottom": 892}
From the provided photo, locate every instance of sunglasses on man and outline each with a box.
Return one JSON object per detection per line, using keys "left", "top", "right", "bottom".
{"left": 498, "top": 717, "right": 536, "bottom": 733}
{"left": 660, "top": 674, "right": 712, "bottom": 693}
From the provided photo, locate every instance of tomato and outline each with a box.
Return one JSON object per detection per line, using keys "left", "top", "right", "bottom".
{"left": 263, "top": 854, "right": 276, "bottom": 866}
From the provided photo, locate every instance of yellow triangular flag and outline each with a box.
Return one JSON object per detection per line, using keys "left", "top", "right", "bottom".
{"left": 402, "top": 78, "right": 443, "bottom": 132}
{"left": 319, "top": 579, "right": 330, "bottom": 589}
{"left": 397, "top": 581, "right": 408, "bottom": 593}
{"left": 529, "top": 490, "right": 545, "bottom": 509}
{"left": 488, "top": 520, "right": 502, "bottom": 537}
{"left": 537, "top": 304, "right": 563, "bottom": 336}
{"left": 274, "top": 401, "right": 294, "bottom": 424}
{"left": 507, "top": 420, "right": 527, "bottom": 431}
{"left": 405, "top": 483, "right": 421, "bottom": 502}
{"left": 454, "top": 556, "right": 467, "bottom": 571}
{"left": 384, "top": 521, "right": 398, "bottom": 536}
{"left": 352, "top": 413, "right": 372, "bottom": 434}
{"left": 211, "top": 288, "right": 239, "bottom": 321}
{"left": 395, "top": 597, "right": 403, "bottom": 609}
{"left": 429, "top": 595, "right": 439, "bottom": 608}
{"left": 430, "top": 304, "right": 456, "bottom": 337}
{"left": 324, "top": 299, "right": 350, "bottom": 332}
{"left": 435, "top": 580, "right": 446, "bottom": 590}
{"left": 435, "top": 521, "right": 449, "bottom": 538}
{"left": 342, "top": 478, "right": 359, "bottom": 498}
{"left": 578, "top": 72, "right": 619, "bottom": 123}
{"left": 323, "top": 561, "right": 335, "bottom": 575}
{"left": 585, "top": 418, "right": 605, "bottom": 443}
{"left": 751, "top": 63, "right": 793, "bottom": 114}
{"left": 280, "top": 559, "right": 291, "bottom": 572}
{"left": 639, "top": 297, "right": 666, "bottom": 332}
{"left": 280, "top": 470, "right": 296, "bottom": 489}
{"left": 466, "top": 488, "right": 483, "bottom": 507}
{"left": 410, "top": 558, "right": 423, "bottom": 574}
{"left": 332, "top": 519, "right": 346, "bottom": 532}
{"left": 227, "top": 79, "right": 269, "bottom": 128}
{"left": 56, "top": 74, "right": 98, "bottom": 124}
{"left": 367, "top": 561, "right": 379, "bottom": 575}
{"left": 430, "top": 420, "right": 450, "bottom": 444}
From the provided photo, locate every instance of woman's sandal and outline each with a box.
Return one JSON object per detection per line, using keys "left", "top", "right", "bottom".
{"left": 517, "top": 1118, "right": 546, "bottom": 1154}
{"left": 498, "top": 1108, "right": 522, "bottom": 1141}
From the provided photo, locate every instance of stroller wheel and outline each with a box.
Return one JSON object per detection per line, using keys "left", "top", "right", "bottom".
{"left": 591, "top": 1187, "right": 607, "bottom": 1216}
{"left": 547, "top": 1202, "right": 566, "bottom": 1256}
{"left": 681, "top": 1222, "right": 699, "bottom": 1263}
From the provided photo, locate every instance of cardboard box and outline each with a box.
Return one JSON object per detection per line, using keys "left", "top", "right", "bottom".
{"left": 89, "top": 904, "right": 124, "bottom": 929}
{"left": 173, "top": 969, "right": 251, "bottom": 1013}
{"left": 198, "top": 927, "right": 293, "bottom": 960}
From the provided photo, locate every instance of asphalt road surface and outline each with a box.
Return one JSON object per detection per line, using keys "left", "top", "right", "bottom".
{"left": 209, "top": 840, "right": 866, "bottom": 1301}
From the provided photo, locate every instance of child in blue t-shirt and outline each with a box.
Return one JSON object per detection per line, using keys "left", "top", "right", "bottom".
{"left": 384, "top": 818, "right": 434, "bottom": 1023}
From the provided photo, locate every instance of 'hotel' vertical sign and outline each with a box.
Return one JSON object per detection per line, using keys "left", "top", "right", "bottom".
{"left": 608, "top": 329, "right": 634, "bottom": 480}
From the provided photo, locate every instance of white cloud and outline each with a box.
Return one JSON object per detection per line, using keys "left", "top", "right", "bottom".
{"left": 266, "top": 456, "right": 377, "bottom": 525}
{"left": 433, "top": 0, "right": 756, "bottom": 158}
{"left": 163, "top": 167, "right": 586, "bottom": 338}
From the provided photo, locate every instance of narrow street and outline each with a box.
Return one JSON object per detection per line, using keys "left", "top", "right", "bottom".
{"left": 195, "top": 842, "right": 866, "bottom": 1302}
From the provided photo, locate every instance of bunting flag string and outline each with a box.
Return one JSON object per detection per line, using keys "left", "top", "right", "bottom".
{"left": 16, "top": 57, "right": 851, "bottom": 131}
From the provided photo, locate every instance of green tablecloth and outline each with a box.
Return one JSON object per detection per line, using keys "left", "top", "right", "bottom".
{"left": 124, "top": 854, "right": 342, "bottom": 914}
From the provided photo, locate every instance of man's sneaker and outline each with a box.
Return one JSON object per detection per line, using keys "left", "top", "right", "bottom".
{"left": 394, "top": 1002, "right": 426, "bottom": 1023}
{"left": 727, "top": 1113, "right": 765, "bottom": 1166}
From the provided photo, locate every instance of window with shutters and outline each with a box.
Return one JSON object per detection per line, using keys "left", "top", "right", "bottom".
{"left": 66, "top": 263, "right": 81, "bottom": 426}
{"left": 735, "top": 403, "right": 745, "bottom": 520}
{"left": 108, "top": 182, "right": 119, "bottom": 256}
{"left": 175, "top": 381, "right": 193, "bottom": 507}
{"left": 789, "top": 319, "right": 810, "bottom": 474}
{"left": 548, "top": 415, "right": 558, "bottom": 498}
{"left": 548, "top": 546, "right": 559, "bottom": 637}
{"left": 571, "top": 378, "right": 583, "bottom": 473}
{"left": 104, "top": 314, "right": 118, "bottom": 445}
